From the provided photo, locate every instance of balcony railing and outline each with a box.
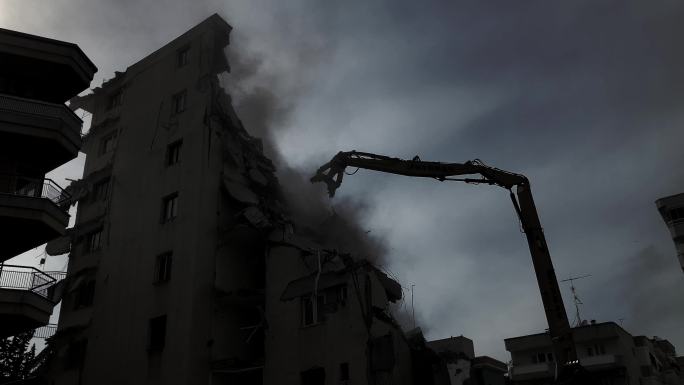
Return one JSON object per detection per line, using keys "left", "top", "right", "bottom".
{"left": 0, "top": 174, "right": 71, "bottom": 208}
{"left": 0, "top": 93, "right": 82, "bottom": 130}
{"left": 0, "top": 264, "right": 65, "bottom": 300}
{"left": 33, "top": 323, "right": 57, "bottom": 339}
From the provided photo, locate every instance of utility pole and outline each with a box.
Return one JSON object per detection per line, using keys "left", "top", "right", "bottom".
{"left": 560, "top": 274, "right": 591, "bottom": 327}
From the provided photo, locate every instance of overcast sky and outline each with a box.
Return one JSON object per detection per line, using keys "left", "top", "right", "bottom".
{"left": 3, "top": 1, "right": 684, "bottom": 361}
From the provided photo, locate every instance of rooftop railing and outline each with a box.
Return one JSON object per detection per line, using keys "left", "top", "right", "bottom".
{"left": 0, "top": 174, "right": 71, "bottom": 208}
{"left": 0, "top": 264, "right": 65, "bottom": 300}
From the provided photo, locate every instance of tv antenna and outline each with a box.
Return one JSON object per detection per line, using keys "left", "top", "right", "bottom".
{"left": 560, "top": 274, "right": 591, "bottom": 327}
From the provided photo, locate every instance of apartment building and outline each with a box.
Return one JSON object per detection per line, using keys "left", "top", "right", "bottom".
{"left": 427, "top": 335, "right": 507, "bottom": 385}
{"left": 504, "top": 321, "right": 684, "bottom": 385}
{"left": 656, "top": 193, "right": 684, "bottom": 274}
{"left": 264, "top": 241, "right": 412, "bottom": 385}
{"left": 46, "top": 14, "right": 280, "bottom": 385}
{"left": 0, "top": 27, "right": 96, "bottom": 337}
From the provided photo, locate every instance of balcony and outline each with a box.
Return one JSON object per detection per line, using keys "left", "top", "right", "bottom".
{"left": 0, "top": 93, "right": 83, "bottom": 173}
{"left": 0, "top": 174, "right": 71, "bottom": 261}
{"left": 580, "top": 354, "right": 623, "bottom": 371}
{"left": 509, "top": 362, "right": 555, "bottom": 381}
{"left": 0, "top": 27, "right": 97, "bottom": 103}
{"left": 0, "top": 265, "right": 65, "bottom": 337}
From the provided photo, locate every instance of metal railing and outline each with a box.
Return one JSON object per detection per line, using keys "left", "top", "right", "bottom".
{"left": 0, "top": 93, "right": 82, "bottom": 129}
{"left": 0, "top": 264, "right": 65, "bottom": 300}
{"left": 0, "top": 174, "right": 71, "bottom": 208}
{"left": 33, "top": 323, "right": 58, "bottom": 339}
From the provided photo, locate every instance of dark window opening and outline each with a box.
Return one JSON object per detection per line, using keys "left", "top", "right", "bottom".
{"left": 73, "top": 281, "right": 95, "bottom": 309}
{"left": 537, "top": 353, "right": 547, "bottom": 363}
{"left": 301, "top": 366, "right": 325, "bottom": 385}
{"left": 154, "top": 252, "right": 173, "bottom": 283}
{"left": 161, "top": 193, "right": 178, "bottom": 223}
{"left": 100, "top": 131, "right": 117, "bottom": 155}
{"left": 177, "top": 47, "right": 189, "bottom": 67}
{"left": 339, "top": 362, "right": 349, "bottom": 382}
{"left": 86, "top": 229, "right": 103, "bottom": 253}
{"left": 107, "top": 89, "right": 123, "bottom": 110}
{"left": 302, "top": 294, "right": 326, "bottom": 326}
{"left": 166, "top": 140, "right": 182, "bottom": 166}
{"left": 65, "top": 339, "right": 88, "bottom": 369}
{"left": 172, "top": 90, "right": 186, "bottom": 114}
{"left": 587, "top": 347, "right": 594, "bottom": 357}
{"left": 148, "top": 315, "right": 167, "bottom": 351}
{"left": 668, "top": 207, "right": 684, "bottom": 222}
{"left": 93, "top": 178, "right": 110, "bottom": 201}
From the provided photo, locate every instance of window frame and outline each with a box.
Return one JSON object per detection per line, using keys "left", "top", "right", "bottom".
{"left": 107, "top": 89, "right": 123, "bottom": 110}
{"left": 177, "top": 46, "right": 190, "bottom": 68}
{"left": 86, "top": 228, "right": 103, "bottom": 253}
{"left": 73, "top": 280, "right": 95, "bottom": 309}
{"left": 154, "top": 252, "right": 173, "bottom": 284}
{"left": 99, "top": 131, "right": 117, "bottom": 155}
{"left": 301, "top": 293, "right": 326, "bottom": 327}
{"left": 161, "top": 193, "right": 179, "bottom": 223}
{"left": 148, "top": 315, "right": 167, "bottom": 352}
{"left": 165, "top": 139, "right": 182, "bottom": 167}
{"left": 172, "top": 90, "right": 187, "bottom": 115}
{"left": 93, "top": 178, "right": 111, "bottom": 202}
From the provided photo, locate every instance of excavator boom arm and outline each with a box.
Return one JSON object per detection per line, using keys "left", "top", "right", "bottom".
{"left": 311, "top": 150, "right": 577, "bottom": 367}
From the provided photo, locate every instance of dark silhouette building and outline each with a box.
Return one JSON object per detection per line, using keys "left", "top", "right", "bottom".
{"left": 0, "top": 27, "right": 96, "bottom": 337}
{"left": 656, "top": 193, "right": 684, "bottom": 274}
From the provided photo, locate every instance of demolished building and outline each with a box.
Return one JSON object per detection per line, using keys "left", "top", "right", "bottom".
{"left": 264, "top": 240, "right": 412, "bottom": 385}
{"left": 37, "top": 13, "right": 422, "bottom": 385}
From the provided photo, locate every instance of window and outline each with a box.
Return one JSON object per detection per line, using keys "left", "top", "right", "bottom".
{"left": 65, "top": 339, "right": 88, "bottom": 369}
{"left": 154, "top": 252, "right": 173, "bottom": 283}
{"left": 546, "top": 353, "right": 554, "bottom": 362}
{"left": 587, "top": 347, "right": 594, "bottom": 357}
{"left": 100, "top": 131, "right": 117, "bottom": 155}
{"left": 172, "top": 90, "right": 186, "bottom": 114}
{"left": 93, "top": 178, "right": 110, "bottom": 201}
{"left": 86, "top": 228, "right": 103, "bottom": 253}
{"left": 107, "top": 89, "right": 123, "bottom": 110}
{"left": 73, "top": 281, "right": 95, "bottom": 309}
{"left": 161, "top": 193, "right": 178, "bottom": 223}
{"left": 166, "top": 140, "right": 182, "bottom": 166}
{"left": 302, "top": 294, "right": 326, "bottom": 326}
{"left": 339, "top": 363, "right": 349, "bottom": 382}
{"left": 301, "top": 367, "right": 325, "bottom": 385}
{"left": 537, "top": 353, "right": 547, "bottom": 363}
{"left": 148, "top": 315, "right": 167, "bottom": 351}
{"left": 669, "top": 207, "right": 684, "bottom": 222}
{"left": 177, "top": 47, "right": 189, "bottom": 67}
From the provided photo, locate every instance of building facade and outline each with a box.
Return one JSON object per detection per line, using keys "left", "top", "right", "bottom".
{"left": 656, "top": 193, "right": 684, "bottom": 274}
{"left": 264, "top": 241, "right": 412, "bottom": 385}
{"left": 0, "top": 27, "right": 95, "bottom": 338}
{"left": 505, "top": 321, "right": 684, "bottom": 385}
{"left": 49, "top": 14, "right": 275, "bottom": 385}
{"left": 427, "top": 335, "right": 507, "bottom": 385}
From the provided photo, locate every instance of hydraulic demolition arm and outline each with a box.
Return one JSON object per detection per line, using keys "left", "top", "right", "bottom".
{"left": 311, "top": 151, "right": 578, "bottom": 370}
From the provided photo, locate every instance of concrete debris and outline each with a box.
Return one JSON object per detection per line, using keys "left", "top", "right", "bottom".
{"left": 242, "top": 206, "right": 271, "bottom": 229}
{"left": 222, "top": 177, "right": 259, "bottom": 205}
{"left": 280, "top": 270, "right": 349, "bottom": 301}
{"left": 248, "top": 168, "right": 269, "bottom": 187}
{"left": 45, "top": 233, "right": 72, "bottom": 256}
